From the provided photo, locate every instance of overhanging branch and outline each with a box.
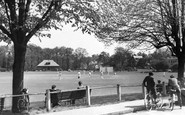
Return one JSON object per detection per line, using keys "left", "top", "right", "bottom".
{"left": 0, "top": 25, "right": 12, "bottom": 39}
{"left": 25, "top": 0, "right": 56, "bottom": 42}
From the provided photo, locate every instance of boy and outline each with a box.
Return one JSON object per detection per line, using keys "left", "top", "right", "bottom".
{"left": 156, "top": 80, "right": 163, "bottom": 93}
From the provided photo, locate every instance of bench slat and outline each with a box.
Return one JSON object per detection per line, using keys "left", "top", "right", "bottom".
{"left": 57, "top": 89, "right": 86, "bottom": 101}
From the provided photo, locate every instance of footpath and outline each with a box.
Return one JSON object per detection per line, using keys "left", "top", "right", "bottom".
{"left": 38, "top": 99, "right": 145, "bottom": 115}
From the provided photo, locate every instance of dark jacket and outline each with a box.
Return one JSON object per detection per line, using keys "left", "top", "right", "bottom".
{"left": 143, "top": 76, "right": 155, "bottom": 89}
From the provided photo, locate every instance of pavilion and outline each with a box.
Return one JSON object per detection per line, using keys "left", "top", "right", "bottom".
{"left": 37, "top": 60, "right": 60, "bottom": 71}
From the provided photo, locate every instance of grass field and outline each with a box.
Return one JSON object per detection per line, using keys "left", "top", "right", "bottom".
{"left": 0, "top": 71, "right": 176, "bottom": 95}
{"left": 0, "top": 71, "right": 177, "bottom": 110}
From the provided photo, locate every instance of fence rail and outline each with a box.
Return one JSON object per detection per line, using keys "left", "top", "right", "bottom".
{"left": 0, "top": 84, "right": 146, "bottom": 112}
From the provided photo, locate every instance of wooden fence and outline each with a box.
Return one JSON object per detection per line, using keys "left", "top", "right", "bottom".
{"left": 1, "top": 83, "right": 167, "bottom": 112}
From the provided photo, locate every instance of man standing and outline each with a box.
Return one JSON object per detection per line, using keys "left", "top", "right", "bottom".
{"left": 168, "top": 75, "right": 182, "bottom": 108}
{"left": 143, "top": 72, "right": 157, "bottom": 102}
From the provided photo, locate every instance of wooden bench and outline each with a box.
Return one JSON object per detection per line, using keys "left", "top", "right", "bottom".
{"left": 0, "top": 97, "right": 5, "bottom": 113}
{"left": 57, "top": 89, "right": 86, "bottom": 105}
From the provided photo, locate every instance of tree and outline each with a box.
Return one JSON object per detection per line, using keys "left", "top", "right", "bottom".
{"left": 25, "top": 44, "right": 43, "bottom": 71}
{"left": 150, "top": 49, "right": 171, "bottom": 71}
{"left": 111, "top": 47, "right": 133, "bottom": 71}
{"left": 153, "top": 60, "right": 169, "bottom": 72}
{"left": 95, "top": 0, "right": 185, "bottom": 87}
{"left": 62, "top": 47, "right": 74, "bottom": 70}
{"left": 0, "top": 0, "right": 98, "bottom": 112}
{"left": 98, "top": 51, "right": 110, "bottom": 66}
{"left": 73, "top": 47, "right": 88, "bottom": 69}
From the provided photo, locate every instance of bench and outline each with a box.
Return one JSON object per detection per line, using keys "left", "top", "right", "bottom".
{"left": 57, "top": 89, "right": 86, "bottom": 105}
{"left": 0, "top": 97, "right": 5, "bottom": 113}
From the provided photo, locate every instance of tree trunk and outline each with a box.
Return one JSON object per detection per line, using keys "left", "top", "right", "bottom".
{"left": 177, "top": 55, "right": 185, "bottom": 88}
{"left": 12, "top": 43, "right": 27, "bottom": 112}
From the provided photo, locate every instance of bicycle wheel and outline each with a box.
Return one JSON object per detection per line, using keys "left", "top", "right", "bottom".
{"left": 144, "top": 94, "right": 152, "bottom": 110}
{"left": 17, "top": 99, "right": 27, "bottom": 112}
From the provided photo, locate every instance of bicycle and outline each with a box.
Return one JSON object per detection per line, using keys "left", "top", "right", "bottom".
{"left": 168, "top": 89, "right": 177, "bottom": 111}
{"left": 17, "top": 90, "right": 30, "bottom": 112}
{"left": 17, "top": 98, "right": 29, "bottom": 112}
{"left": 160, "top": 88, "right": 177, "bottom": 111}
{"left": 144, "top": 91, "right": 163, "bottom": 110}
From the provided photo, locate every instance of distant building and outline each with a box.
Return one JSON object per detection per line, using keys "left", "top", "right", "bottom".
{"left": 100, "top": 66, "right": 114, "bottom": 73}
{"left": 37, "top": 60, "right": 60, "bottom": 71}
{"left": 167, "top": 57, "right": 178, "bottom": 67}
{"left": 133, "top": 56, "right": 143, "bottom": 59}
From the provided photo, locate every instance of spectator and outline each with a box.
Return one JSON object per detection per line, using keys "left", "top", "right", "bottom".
{"left": 77, "top": 81, "right": 85, "bottom": 89}
{"left": 168, "top": 75, "right": 182, "bottom": 108}
{"left": 50, "top": 85, "right": 59, "bottom": 107}
{"left": 143, "top": 72, "right": 157, "bottom": 103}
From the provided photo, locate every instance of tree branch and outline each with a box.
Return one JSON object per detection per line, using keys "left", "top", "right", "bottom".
{"left": 24, "top": 0, "right": 31, "bottom": 20}
{"left": 0, "top": 25, "right": 12, "bottom": 39}
{"left": 18, "top": 0, "right": 25, "bottom": 26}
{"left": 42, "top": 0, "right": 55, "bottom": 21}
{"left": 5, "top": 0, "right": 17, "bottom": 25}
{"left": 4, "top": 2, "right": 11, "bottom": 31}
{"left": 25, "top": 0, "right": 55, "bottom": 43}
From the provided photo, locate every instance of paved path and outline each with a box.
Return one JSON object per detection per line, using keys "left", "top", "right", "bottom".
{"left": 126, "top": 107, "right": 185, "bottom": 115}
{"left": 38, "top": 96, "right": 185, "bottom": 115}
{"left": 38, "top": 100, "right": 145, "bottom": 115}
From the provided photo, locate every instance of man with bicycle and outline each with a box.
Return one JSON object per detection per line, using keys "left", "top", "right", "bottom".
{"left": 143, "top": 72, "right": 157, "bottom": 103}
{"left": 168, "top": 75, "right": 182, "bottom": 108}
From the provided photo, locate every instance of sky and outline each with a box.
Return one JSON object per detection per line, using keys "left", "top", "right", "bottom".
{"left": 0, "top": 25, "right": 151, "bottom": 56}
{"left": 29, "top": 25, "right": 120, "bottom": 56}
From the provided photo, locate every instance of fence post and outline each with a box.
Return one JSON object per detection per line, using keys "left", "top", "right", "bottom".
{"left": 46, "top": 89, "right": 51, "bottom": 112}
{"left": 86, "top": 86, "right": 91, "bottom": 106}
{"left": 142, "top": 84, "right": 145, "bottom": 98}
{"left": 162, "top": 82, "right": 166, "bottom": 96}
{"left": 117, "top": 84, "right": 121, "bottom": 101}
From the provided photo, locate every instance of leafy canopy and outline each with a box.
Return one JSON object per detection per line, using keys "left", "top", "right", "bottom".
{"left": 0, "top": 0, "right": 99, "bottom": 44}
{"left": 94, "top": 0, "right": 185, "bottom": 56}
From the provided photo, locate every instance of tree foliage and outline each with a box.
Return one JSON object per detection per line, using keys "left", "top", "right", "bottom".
{"left": 0, "top": 0, "right": 99, "bottom": 43}
{"left": 110, "top": 47, "right": 133, "bottom": 71}
{"left": 95, "top": 0, "right": 185, "bottom": 86}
